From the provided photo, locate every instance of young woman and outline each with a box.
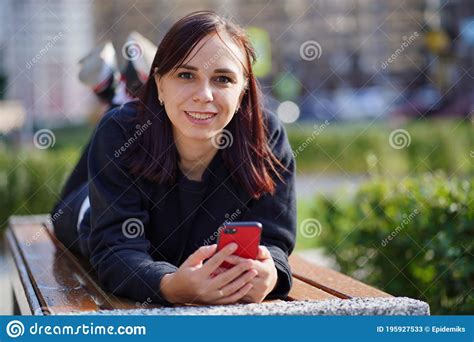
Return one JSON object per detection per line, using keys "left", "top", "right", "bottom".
{"left": 52, "top": 11, "right": 296, "bottom": 306}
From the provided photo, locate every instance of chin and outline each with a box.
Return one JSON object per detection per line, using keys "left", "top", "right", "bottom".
{"left": 182, "top": 127, "right": 217, "bottom": 141}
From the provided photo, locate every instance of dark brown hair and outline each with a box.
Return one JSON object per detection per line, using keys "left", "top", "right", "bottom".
{"left": 125, "top": 10, "right": 286, "bottom": 199}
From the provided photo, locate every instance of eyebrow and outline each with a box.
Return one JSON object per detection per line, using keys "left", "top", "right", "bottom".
{"left": 178, "top": 64, "right": 238, "bottom": 75}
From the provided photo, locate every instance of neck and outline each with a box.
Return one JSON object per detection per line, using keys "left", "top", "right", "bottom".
{"left": 174, "top": 133, "right": 217, "bottom": 182}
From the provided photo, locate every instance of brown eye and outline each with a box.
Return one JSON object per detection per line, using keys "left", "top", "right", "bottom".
{"left": 178, "top": 72, "right": 194, "bottom": 79}
{"left": 215, "top": 76, "right": 233, "bottom": 84}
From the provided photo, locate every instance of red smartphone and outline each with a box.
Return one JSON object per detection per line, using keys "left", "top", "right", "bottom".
{"left": 216, "top": 221, "right": 262, "bottom": 269}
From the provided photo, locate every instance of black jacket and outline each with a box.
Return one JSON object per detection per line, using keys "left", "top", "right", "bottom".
{"left": 79, "top": 101, "right": 297, "bottom": 306}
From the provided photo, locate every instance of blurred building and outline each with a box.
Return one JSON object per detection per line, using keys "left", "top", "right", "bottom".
{"left": 91, "top": 0, "right": 427, "bottom": 91}
{"left": 0, "top": 0, "right": 472, "bottom": 127}
{"left": 1, "top": 0, "right": 94, "bottom": 130}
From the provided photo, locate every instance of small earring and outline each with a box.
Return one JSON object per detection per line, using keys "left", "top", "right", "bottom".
{"left": 159, "top": 98, "right": 164, "bottom": 106}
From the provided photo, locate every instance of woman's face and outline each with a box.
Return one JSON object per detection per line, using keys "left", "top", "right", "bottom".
{"left": 155, "top": 31, "right": 248, "bottom": 142}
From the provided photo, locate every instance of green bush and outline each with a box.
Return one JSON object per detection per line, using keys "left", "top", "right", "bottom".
{"left": 309, "top": 172, "right": 474, "bottom": 314}
{"left": 0, "top": 147, "right": 79, "bottom": 229}
{"left": 0, "top": 123, "right": 91, "bottom": 229}
{"left": 287, "top": 119, "right": 473, "bottom": 175}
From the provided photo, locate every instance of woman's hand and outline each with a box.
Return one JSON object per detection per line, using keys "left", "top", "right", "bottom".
{"left": 239, "top": 246, "right": 278, "bottom": 303}
{"left": 212, "top": 246, "right": 279, "bottom": 303}
{"left": 160, "top": 243, "right": 258, "bottom": 305}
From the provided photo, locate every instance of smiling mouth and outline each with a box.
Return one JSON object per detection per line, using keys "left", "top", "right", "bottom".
{"left": 184, "top": 111, "right": 218, "bottom": 120}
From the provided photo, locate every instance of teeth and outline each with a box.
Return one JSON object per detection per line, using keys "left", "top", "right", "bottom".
{"left": 186, "top": 111, "right": 216, "bottom": 120}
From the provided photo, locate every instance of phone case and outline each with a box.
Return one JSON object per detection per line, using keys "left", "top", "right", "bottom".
{"left": 216, "top": 221, "right": 262, "bottom": 269}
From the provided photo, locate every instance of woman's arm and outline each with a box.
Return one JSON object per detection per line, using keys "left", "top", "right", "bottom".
{"left": 87, "top": 106, "right": 177, "bottom": 306}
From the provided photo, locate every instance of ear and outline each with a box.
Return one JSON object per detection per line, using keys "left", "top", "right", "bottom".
{"left": 154, "top": 72, "right": 164, "bottom": 98}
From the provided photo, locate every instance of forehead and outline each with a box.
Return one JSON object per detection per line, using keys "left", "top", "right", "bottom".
{"left": 182, "top": 31, "right": 247, "bottom": 74}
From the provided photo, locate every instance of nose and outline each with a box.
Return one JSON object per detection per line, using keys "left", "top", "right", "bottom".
{"left": 192, "top": 80, "right": 213, "bottom": 103}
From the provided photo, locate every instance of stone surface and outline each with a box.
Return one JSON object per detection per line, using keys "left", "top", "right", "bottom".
{"left": 65, "top": 297, "right": 430, "bottom": 316}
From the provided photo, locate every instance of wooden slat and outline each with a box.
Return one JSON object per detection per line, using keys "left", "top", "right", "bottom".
{"left": 287, "top": 277, "right": 338, "bottom": 301}
{"left": 10, "top": 222, "right": 112, "bottom": 313}
{"left": 289, "top": 254, "right": 391, "bottom": 299}
{"left": 6, "top": 229, "right": 42, "bottom": 315}
{"left": 45, "top": 228, "right": 161, "bottom": 311}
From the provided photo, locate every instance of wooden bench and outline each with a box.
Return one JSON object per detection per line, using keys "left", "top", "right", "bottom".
{"left": 6, "top": 215, "right": 391, "bottom": 315}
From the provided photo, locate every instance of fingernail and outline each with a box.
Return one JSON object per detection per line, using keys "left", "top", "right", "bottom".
{"left": 229, "top": 243, "right": 238, "bottom": 251}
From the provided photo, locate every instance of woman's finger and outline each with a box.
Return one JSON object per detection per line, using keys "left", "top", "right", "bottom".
{"left": 182, "top": 244, "right": 217, "bottom": 267}
{"left": 211, "top": 259, "right": 254, "bottom": 289}
{"left": 257, "top": 245, "right": 272, "bottom": 260}
{"left": 201, "top": 242, "right": 238, "bottom": 275}
{"left": 210, "top": 266, "right": 227, "bottom": 277}
{"left": 214, "top": 283, "right": 253, "bottom": 305}
{"left": 223, "top": 254, "right": 250, "bottom": 266}
{"left": 218, "top": 269, "right": 258, "bottom": 298}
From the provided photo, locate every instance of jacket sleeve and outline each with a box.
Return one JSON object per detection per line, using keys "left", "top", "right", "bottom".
{"left": 240, "top": 112, "right": 297, "bottom": 300}
{"left": 87, "top": 109, "right": 177, "bottom": 306}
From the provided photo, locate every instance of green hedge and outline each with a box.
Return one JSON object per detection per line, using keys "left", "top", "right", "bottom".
{"left": 287, "top": 119, "right": 473, "bottom": 175}
{"left": 0, "top": 148, "right": 79, "bottom": 228}
{"left": 308, "top": 172, "right": 474, "bottom": 314}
